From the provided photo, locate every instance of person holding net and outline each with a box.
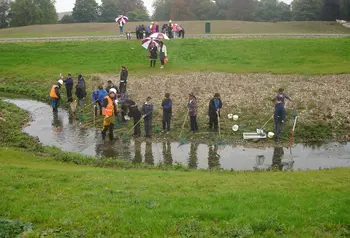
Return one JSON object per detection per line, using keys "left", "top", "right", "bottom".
{"left": 101, "top": 88, "right": 118, "bottom": 141}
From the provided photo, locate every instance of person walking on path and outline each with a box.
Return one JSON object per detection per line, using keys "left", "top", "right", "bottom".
{"left": 188, "top": 93, "right": 198, "bottom": 133}
{"left": 119, "top": 21, "right": 124, "bottom": 36}
{"left": 208, "top": 93, "right": 222, "bottom": 132}
{"left": 63, "top": 73, "right": 74, "bottom": 102}
{"left": 119, "top": 66, "right": 128, "bottom": 93}
{"left": 50, "top": 79, "right": 63, "bottom": 113}
{"left": 102, "top": 88, "right": 118, "bottom": 141}
{"left": 161, "top": 93, "right": 172, "bottom": 133}
{"left": 167, "top": 20, "right": 173, "bottom": 38}
{"left": 158, "top": 41, "right": 167, "bottom": 69}
{"left": 274, "top": 98, "right": 286, "bottom": 142}
{"left": 149, "top": 42, "right": 158, "bottom": 68}
{"left": 75, "top": 74, "right": 86, "bottom": 108}
{"left": 142, "top": 97, "right": 154, "bottom": 138}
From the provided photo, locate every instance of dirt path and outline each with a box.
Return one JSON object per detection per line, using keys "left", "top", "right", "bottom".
{"left": 0, "top": 33, "right": 349, "bottom": 42}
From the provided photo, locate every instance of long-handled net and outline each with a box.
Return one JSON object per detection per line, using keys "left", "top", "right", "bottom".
{"left": 178, "top": 113, "right": 189, "bottom": 145}
{"left": 122, "top": 115, "right": 144, "bottom": 141}
{"left": 216, "top": 112, "right": 225, "bottom": 146}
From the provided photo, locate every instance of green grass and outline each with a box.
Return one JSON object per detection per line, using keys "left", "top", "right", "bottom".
{"left": 0, "top": 148, "right": 349, "bottom": 237}
{"left": 0, "top": 38, "right": 349, "bottom": 80}
{"left": 0, "top": 21, "right": 350, "bottom": 38}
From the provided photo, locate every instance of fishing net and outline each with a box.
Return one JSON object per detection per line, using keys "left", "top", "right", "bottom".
{"left": 155, "top": 126, "right": 162, "bottom": 133}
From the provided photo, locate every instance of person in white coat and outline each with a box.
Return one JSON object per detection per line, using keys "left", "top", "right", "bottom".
{"left": 158, "top": 41, "right": 167, "bottom": 69}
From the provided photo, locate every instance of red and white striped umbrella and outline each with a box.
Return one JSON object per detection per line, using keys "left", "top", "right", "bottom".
{"left": 115, "top": 15, "right": 129, "bottom": 24}
{"left": 150, "top": 33, "right": 169, "bottom": 40}
{"left": 142, "top": 37, "right": 160, "bottom": 49}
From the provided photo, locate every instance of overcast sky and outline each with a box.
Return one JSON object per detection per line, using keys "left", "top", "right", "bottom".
{"left": 56, "top": 0, "right": 293, "bottom": 14}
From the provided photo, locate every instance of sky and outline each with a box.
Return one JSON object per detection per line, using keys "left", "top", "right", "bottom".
{"left": 56, "top": 0, "right": 293, "bottom": 14}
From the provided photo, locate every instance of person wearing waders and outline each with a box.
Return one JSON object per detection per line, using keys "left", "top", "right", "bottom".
{"left": 119, "top": 66, "right": 128, "bottom": 93}
{"left": 50, "top": 79, "right": 63, "bottom": 113}
{"left": 208, "top": 93, "right": 222, "bottom": 132}
{"left": 75, "top": 74, "right": 86, "bottom": 108}
{"left": 188, "top": 93, "right": 198, "bottom": 133}
{"left": 101, "top": 88, "right": 118, "bottom": 141}
{"left": 119, "top": 93, "right": 130, "bottom": 123}
{"left": 126, "top": 100, "right": 142, "bottom": 137}
{"left": 274, "top": 98, "right": 286, "bottom": 142}
{"left": 92, "top": 86, "right": 107, "bottom": 116}
{"left": 63, "top": 74, "right": 74, "bottom": 102}
{"left": 161, "top": 93, "right": 172, "bottom": 133}
{"left": 142, "top": 97, "right": 154, "bottom": 138}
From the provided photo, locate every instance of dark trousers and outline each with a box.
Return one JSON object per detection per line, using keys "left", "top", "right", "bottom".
{"left": 66, "top": 87, "right": 73, "bottom": 102}
{"left": 119, "top": 82, "right": 126, "bottom": 93}
{"left": 134, "top": 116, "right": 141, "bottom": 136}
{"left": 144, "top": 117, "right": 152, "bottom": 137}
{"left": 162, "top": 112, "right": 171, "bottom": 131}
{"left": 102, "top": 123, "right": 114, "bottom": 140}
{"left": 190, "top": 115, "right": 198, "bottom": 132}
{"left": 160, "top": 60, "right": 165, "bottom": 66}
{"left": 209, "top": 114, "right": 218, "bottom": 130}
{"left": 150, "top": 59, "right": 156, "bottom": 67}
{"left": 274, "top": 120, "right": 283, "bottom": 141}
{"left": 94, "top": 101, "right": 102, "bottom": 116}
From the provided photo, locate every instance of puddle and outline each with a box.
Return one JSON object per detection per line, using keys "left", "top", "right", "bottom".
{"left": 4, "top": 98, "right": 350, "bottom": 171}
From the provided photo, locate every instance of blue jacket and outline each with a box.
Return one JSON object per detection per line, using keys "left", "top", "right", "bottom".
{"left": 64, "top": 77, "right": 73, "bottom": 89}
{"left": 92, "top": 89, "right": 107, "bottom": 104}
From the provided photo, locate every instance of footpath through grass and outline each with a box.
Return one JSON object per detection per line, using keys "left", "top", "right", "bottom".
{"left": 1, "top": 148, "right": 350, "bottom": 237}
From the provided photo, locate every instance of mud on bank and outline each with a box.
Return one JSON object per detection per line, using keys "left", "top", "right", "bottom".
{"left": 90, "top": 72, "right": 350, "bottom": 142}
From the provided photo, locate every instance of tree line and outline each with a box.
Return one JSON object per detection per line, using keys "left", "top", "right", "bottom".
{"left": 0, "top": 0, "right": 349, "bottom": 28}
{"left": 0, "top": 0, "right": 150, "bottom": 28}
{"left": 153, "top": 0, "right": 350, "bottom": 22}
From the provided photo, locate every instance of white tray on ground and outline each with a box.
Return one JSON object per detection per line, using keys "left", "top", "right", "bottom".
{"left": 243, "top": 132, "right": 267, "bottom": 140}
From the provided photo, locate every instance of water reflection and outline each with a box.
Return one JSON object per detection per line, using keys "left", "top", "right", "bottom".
{"left": 188, "top": 143, "right": 199, "bottom": 169}
{"left": 145, "top": 141, "right": 154, "bottom": 165}
{"left": 162, "top": 141, "right": 173, "bottom": 165}
{"left": 271, "top": 147, "right": 284, "bottom": 170}
{"left": 254, "top": 155, "right": 266, "bottom": 170}
{"left": 133, "top": 140, "right": 142, "bottom": 164}
{"left": 52, "top": 112, "right": 63, "bottom": 132}
{"left": 208, "top": 144, "right": 221, "bottom": 169}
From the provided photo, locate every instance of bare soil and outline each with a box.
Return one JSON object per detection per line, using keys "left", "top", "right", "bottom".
{"left": 90, "top": 72, "right": 350, "bottom": 139}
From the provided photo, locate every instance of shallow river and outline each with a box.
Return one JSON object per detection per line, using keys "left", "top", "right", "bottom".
{"left": 4, "top": 98, "right": 350, "bottom": 171}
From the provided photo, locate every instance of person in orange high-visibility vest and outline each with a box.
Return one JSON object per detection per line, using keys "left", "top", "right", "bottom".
{"left": 102, "top": 88, "right": 118, "bottom": 140}
{"left": 50, "top": 79, "right": 63, "bottom": 113}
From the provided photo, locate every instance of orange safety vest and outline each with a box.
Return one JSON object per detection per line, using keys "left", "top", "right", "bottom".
{"left": 50, "top": 85, "right": 59, "bottom": 99}
{"left": 102, "top": 96, "right": 115, "bottom": 116}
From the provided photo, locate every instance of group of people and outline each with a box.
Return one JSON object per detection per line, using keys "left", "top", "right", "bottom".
{"left": 50, "top": 67, "right": 292, "bottom": 142}
{"left": 149, "top": 41, "right": 168, "bottom": 69}
{"left": 49, "top": 74, "right": 86, "bottom": 113}
{"left": 135, "top": 20, "right": 185, "bottom": 40}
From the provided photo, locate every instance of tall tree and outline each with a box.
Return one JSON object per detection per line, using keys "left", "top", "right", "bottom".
{"left": 99, "top": 0, "right": 119, "bottom": 22}
{"left": 152, "top": 0, "right": 172, "bottom": 20}
{"left": 253, "top": 0, "right": 292, "bottom": 21}
{"left": 322, "top": 0, "right": 341, "bottom": 20}
{"left": 0, "top": 0, "right": 9, "bottom": 28}
{"left": 340, "top": 0, "right": 350, "bottom": 20}
{"left": 128, "top": 9, "right": 150, "bottom": 21}
{"left": 72, "top": 0, "right": 99, "bottom": 23}
{"left": 292, "top": 0, "right": 323, "bottom": 20}
{"left": 117, "top": 0, "right": 147, "bottom": 16}
{"left": 9, "top": 0, "right": 57, "bottom": 27}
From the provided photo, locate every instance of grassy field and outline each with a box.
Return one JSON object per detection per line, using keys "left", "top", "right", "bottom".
{"left": 1, "top": 148, "right": 350, "bottom": 237}
{"left": 0, "top": 21, "right": 350, "bottom": 38}
{"left": 0, "top": 38, "right": 350, "bottom": 142}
